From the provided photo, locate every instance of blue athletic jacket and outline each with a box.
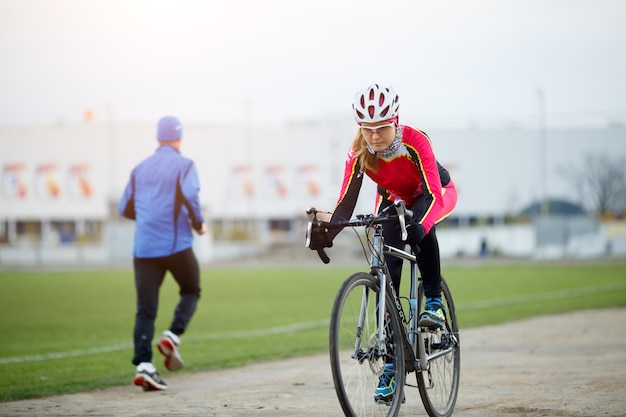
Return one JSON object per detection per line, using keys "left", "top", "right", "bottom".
{"left": 118, "top": 145, "right": 204, "bottom": 258}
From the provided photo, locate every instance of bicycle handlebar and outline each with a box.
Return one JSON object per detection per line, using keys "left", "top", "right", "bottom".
{"left": 305, "top": 199, "right": 414, "bottom": 264}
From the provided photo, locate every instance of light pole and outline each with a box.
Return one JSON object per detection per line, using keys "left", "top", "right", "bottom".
{"left": 537, "top": 88, "right": 548, "bottom": 217}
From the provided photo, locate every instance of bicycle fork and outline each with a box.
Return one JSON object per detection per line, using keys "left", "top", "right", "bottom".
{"left": 352, "top": 285, "right": 371, "bottom": 363}
{"left": 351, "top": 248, "right": 389, "bottom": 362}
{"left": 350, "top": 232, "right": 392, "bottom": 363}
{"left": 372, "top": 232, "right": 389, "bottom": 360}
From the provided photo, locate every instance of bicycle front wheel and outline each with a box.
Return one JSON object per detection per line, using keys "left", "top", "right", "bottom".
{"left": 415, "top": 277, "right": 460, "bottom": 417}
{"left": 329, "top": 272, "right": 406, "bottom": 417}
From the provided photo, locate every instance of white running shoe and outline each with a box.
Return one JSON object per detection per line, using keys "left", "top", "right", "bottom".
{"left": 134, "top": 362, "right": 167, "bottom": 391}
{"left": 156, "top": 330, "right": 184, "bottom": 371}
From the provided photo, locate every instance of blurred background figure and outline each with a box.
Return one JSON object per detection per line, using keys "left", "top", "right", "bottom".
{"left": 118, "top": 115, "right": 207, "bottom": 391}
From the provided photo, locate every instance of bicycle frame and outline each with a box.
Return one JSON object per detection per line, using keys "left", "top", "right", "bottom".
{"left": 375, "top": 224, "right": 459, "bottom": 373}
{"left": 370, "top": 224, "right": 424, "bottom": 373}
{"left": 382, "top": 242, "right": 419, "bottom": 350}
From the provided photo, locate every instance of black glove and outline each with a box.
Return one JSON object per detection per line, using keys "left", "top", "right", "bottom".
{"left": 404, "top": 221, "right": 425, "bottom": 245}
{"left": 308, "top": 225, "right": 333, "bottom": 250}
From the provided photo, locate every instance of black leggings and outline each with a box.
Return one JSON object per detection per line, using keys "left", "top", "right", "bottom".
{"left": 381, "top": 215, "right": 442, "bottom": 300}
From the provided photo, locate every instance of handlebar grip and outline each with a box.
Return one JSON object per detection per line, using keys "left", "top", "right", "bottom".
{"left": 317, "top": 248, "right": 330, "bottom": 264}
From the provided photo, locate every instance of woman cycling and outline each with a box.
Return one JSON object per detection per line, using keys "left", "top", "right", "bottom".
{"left": 308, "top": 83, "right": 457, "bottom": 404}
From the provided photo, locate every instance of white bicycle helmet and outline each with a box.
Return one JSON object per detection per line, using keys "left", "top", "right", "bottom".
{"left": 352, "top": 84, "right": 400, "bottom": 123}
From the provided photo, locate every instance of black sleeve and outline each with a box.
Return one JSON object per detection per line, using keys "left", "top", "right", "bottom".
{"left": 437, "top": 161, "right": 450, "bottom": 186}
{"left": 328, "top": 164, "right": 364, "bottom": 240}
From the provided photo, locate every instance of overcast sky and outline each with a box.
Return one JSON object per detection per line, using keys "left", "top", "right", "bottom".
{"left": 1, "top": 0, "right": 625, "bottom": 127}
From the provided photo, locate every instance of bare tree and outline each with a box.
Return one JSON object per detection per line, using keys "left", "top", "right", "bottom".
{"left": 559, "top": 153, "right": 626, "bottom": 216}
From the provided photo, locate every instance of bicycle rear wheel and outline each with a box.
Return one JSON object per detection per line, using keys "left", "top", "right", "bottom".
{"left": 415, "top": 277, "right": 460, "bottom": 417}
{"left": 329, "top": 272, "right": 406, "bottom": 417}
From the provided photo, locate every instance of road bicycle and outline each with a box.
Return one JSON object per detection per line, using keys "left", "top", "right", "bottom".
{"left": 306, "top": 200, "right": 460, "bottom": 417}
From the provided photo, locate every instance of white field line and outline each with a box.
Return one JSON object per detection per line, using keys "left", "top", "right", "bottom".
{"left": 0, "top": 320, "right": 328, "bottom": 365}
{"left": 455, "top": 282, "right": 626, "bottom": 310}
{"left": 0, "top": 343, "right": 133, "bottom": 365}
{"left": 2, "top": 283, "right": 625, "bottom": 365}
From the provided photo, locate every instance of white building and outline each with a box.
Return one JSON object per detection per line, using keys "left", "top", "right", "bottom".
{"left": 1, "top": 120, "right": 625, "bottom": 266}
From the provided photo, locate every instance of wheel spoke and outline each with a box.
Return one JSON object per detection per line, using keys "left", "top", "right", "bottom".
{"left": 330, "top": 273, "right": 405, "bottom": 417}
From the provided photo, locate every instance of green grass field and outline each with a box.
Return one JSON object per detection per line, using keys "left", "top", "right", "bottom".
{"left": 1, "top": 262, "right": 625, "bottom": 402}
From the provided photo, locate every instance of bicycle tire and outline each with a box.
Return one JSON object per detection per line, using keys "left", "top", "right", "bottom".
{"left": 414, "top": 277, "right": 460, "bottom": 417}
{"left": 329, "top": 272, "right": 406, "bottom": 417}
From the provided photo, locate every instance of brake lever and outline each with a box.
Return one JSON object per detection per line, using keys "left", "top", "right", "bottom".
{"left": 393, "top": 199, "right": 414, "bottom": 241}
{"left": 305, "top": 207, "right": 317, "bottom": 248}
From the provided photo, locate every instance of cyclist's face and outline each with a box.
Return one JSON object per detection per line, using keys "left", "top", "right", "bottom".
{"left": 360, "top": 121, "right": 397, "bottom": 152}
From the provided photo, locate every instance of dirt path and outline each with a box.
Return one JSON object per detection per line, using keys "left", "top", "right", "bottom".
{"left": 2, "top": 308, "right": 625, "bottom": 417}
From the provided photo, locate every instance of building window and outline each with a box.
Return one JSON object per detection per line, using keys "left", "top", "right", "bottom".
{"left": 16, "top": 220, "right": 42, "bottom": 244}
{"left": 50, "top": 220, "right": 76, "bottom": 244}
{"left": 0, "top": 220, "right": 8, "bottom": 244}
{"left": 80, "top": 220, "right": 103, "bottom": 243}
